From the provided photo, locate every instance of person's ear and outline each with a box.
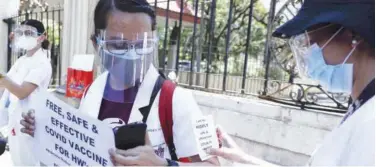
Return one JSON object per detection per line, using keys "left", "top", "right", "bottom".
{"left": 340, "top": 29, "right": 355, "bottom": 45}
{"left": 38, "top": 34, "right": 47, "bottom": 43}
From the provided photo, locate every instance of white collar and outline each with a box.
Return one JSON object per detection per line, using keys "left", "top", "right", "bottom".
{"left": 81, "top": 65, "right": 161, "bottom": 124}
{"left": 24, "top": 48, "right": 48, "bottom": 61}
{"left": 128, "top": 65, "right": 160, "bottom": 123}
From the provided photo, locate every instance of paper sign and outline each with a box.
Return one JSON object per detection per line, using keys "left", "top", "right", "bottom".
{"left": 31, "top": 91, "right": 115, "bottom": 166}
{"left": 192, "top": 115, "right": 219, "bottom": 160}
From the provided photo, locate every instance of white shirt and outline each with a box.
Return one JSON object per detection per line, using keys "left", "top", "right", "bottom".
{"left": 308, "top": 97, "right": 375, "bottom": 166}
{"left": 79, "top": 65, "right": 202, "bottom": 159}
{"left": 0, "top": 48, "right": 52, "bottom": 166}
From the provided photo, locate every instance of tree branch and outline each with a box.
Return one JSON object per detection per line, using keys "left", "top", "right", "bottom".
{"left": 252, "top": 13, "right": 268, "bottom": 27}
{"left": 214, "top": 5, "right": 250, "bottom": 42}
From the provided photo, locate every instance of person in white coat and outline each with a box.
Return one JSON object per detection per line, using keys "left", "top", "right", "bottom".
{"left": 0, "top": 20, "right": 52, "bottom": 165}
{"left": 208, "top": 0, "right": 375, "bottom": 166}
{"left": 20, "top": 0, "right": 218, "bottom": 166}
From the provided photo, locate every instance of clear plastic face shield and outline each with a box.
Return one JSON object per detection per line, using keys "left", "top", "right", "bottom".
{"left": 12, "top": 25, "right": 42, "bottom": 51}
{"left": 288, "top": 24, "right": 336, "bottom": 77}
{"left": 96, "top": 30, "right": 158, "bottom": 103}
{"left": 288, "top": 24, "right": 357, "bottom": 93}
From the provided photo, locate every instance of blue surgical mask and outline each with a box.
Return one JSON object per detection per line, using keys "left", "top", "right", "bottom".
{"left": 306, "top": 43, "right": 356, "bottom": 93}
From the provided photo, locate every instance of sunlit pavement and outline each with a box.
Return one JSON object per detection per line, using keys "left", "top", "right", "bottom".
{"left": 0, "top": 151, "right": 13, "bottom": 166}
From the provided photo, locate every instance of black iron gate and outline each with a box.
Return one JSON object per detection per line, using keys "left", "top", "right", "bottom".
{"left": 1, "top": 0, "right": 349, "bottom": 113}
{"left": 3, "top": 7, "right": 63, "bottom": 87}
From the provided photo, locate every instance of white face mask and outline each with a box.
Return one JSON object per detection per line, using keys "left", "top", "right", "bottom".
{"left": 14, "top": 35, "right": 38, "bottom": 50}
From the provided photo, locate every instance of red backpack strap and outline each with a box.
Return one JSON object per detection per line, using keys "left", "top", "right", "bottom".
{"left": 158, "top": 80, "right": 178, "bottom": 161}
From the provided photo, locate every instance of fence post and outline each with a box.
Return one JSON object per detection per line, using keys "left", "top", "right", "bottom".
{"left": 241, "top": 0, "right": 255, "bottom": 94}
{"left": 3, "top": 19, "right": 13, "bottom": 71}
{"left": 175, "top": 0, "right": 185, "bottom": 74}
{"left": 205, "top": 0, "right": 217, "bottom": 89}
{"left": 162, "top": 0, "right": 171, "bottom": 73}
{"left": 195, "top": 1, "right": 206, "bottom": 86}
{"left": 223, "top": 0, "right": 234, "bottom": 91}
{"left": 58, "top": 8, "right": 62, "bottom": 85}
{"left": 190, "top": 0, "right": 200, "bottom": 86}
{"left": 262, "top": 0, "right": 277, "bottom": 95}
{"left": 25, "top": 11, "right": 29, "bottom": 20}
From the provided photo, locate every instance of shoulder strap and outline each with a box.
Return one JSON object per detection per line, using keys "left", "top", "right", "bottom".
{"left": 159, "top": 79, "right": 177, "bottom": 161}
{"left": 140, "top": 76, "right": 165, "bottom": 123}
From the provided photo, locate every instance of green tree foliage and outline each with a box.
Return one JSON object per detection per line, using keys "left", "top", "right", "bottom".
{"left": 158, "top": 0, "right": 303, "bottom": 80}
{"left": 175, "top": 0, "right": 272, "bottom": 77}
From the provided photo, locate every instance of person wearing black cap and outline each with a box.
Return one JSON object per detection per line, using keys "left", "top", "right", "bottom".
{"left": 0, "top": 19, "right": 52, "bottom": 165}
{"left": 208, "top": 0, "right": 375, "bottom": 166}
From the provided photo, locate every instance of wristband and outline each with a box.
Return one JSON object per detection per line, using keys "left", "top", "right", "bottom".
{"left": 166, "top": 159, "right": 179, "bottom": 166}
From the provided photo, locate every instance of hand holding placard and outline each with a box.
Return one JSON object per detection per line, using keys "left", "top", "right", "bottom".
{"left": 192, "top": 115, "right": 219, "bottom": 160}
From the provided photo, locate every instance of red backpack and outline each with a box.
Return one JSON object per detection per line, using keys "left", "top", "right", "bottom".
{"left": 144, "top": 75, "right": 178, "bottom": 161}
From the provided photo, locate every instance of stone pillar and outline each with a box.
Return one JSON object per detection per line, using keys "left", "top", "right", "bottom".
{"left": 0, "top": 0, "right": 16, "bottom": 73}
{"left": 0, "top": 21, "right": 8, "bottom": 73}
{"left": 60, "top": 0, "right": 98, "bottom": 82}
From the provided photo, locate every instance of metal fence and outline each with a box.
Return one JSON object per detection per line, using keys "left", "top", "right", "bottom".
{"left": 155, "top": 0, "right": 349, "bottom": 113}
{"left": 3, "top": 7, "right": 63, "bottom": 87}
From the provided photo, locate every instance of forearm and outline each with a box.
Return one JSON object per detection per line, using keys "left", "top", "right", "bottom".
{"left": 1, "top": 77, "right": 32, "bottom": 100}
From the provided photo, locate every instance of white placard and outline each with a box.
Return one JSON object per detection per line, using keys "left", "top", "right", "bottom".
{"left": 32, "top": 91, "right": 115, "bottom": 166}
{"left": 192, "top": 115, "right": 219, "bottom": 160}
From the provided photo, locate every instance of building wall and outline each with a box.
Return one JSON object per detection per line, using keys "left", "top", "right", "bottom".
{"left": 192, "top": 90, "right": 343, "bottom": 166}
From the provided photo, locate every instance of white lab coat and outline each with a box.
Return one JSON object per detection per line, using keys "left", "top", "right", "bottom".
{"left": 0, "top": 48, "right": 52, "bottom": 166}
{"left": 79, "top": 65, "right": 202, "bottom": 159}
{"left": 308, "top": 97, "right": 375, "bottom": 166}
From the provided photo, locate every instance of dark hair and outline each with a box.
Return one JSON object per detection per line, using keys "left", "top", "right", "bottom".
{"left": 21, "top": 19, "right": 50, "bottom": 50}
{"left": 93, "top": 0, "right": 156, "bottom": 37}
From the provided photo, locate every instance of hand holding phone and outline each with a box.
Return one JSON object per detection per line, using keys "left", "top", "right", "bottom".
{"left": 115, "top": 123, "right": 147, "bottom": 150}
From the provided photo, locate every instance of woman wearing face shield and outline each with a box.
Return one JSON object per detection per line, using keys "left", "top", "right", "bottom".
{"left": 206, "top": 0, "right": 375, "bottom": 166}
{"left": 19, "top": 0, "right": 219, "bottom": 166}
{"left": 0, "top": 20, "right": 52, "bottom": 165}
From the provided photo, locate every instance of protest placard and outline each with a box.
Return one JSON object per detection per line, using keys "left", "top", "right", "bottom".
{"left": 31, "top": 91, "right": 115, "bottom": 166}
{"left": 192, "top": 115, "right": 219, "bottom": 160}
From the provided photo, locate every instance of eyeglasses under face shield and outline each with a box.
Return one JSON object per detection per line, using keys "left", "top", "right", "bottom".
{"left": 13, "top": 25, "right": 41, "bottom": 38}
{"left": 96, "top": 30, "right": 159, "bottom": 103}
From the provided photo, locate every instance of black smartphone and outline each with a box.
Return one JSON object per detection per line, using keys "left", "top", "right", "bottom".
{"left": 114, "top": 123, "right": 147, "bottom": 150}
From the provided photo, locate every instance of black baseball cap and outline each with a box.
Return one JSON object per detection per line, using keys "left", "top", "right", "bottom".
{"left": 20, "top": 19, "right": 46, "bottom": 34}
{"left": 273, "top": 0, "right": 375, "bottom": 47}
